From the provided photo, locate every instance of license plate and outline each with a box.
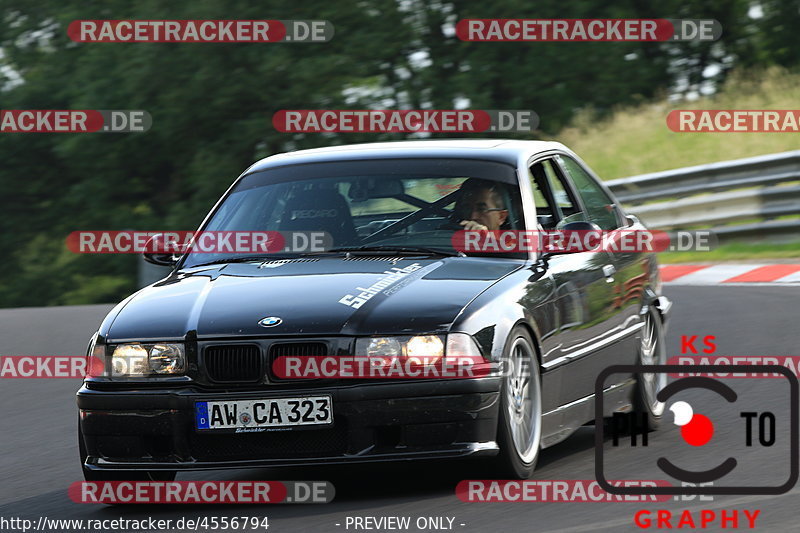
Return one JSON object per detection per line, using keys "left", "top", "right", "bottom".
{"left": 195, "top": 396, "right": 332, "bottom": 431}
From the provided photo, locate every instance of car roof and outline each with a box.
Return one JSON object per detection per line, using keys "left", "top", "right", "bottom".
{"left": 246, "top": 139, "right": 567, "bottom": 173}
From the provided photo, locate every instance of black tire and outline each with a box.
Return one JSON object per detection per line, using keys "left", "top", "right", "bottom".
{"left": 633, "top": 306, "right": 667, "bottom": 430}
{"left": 78, "top": 424, "right": 176, "bottom": 482}
{"left": 493, "top": 327, "right": 542, "bottom": 479}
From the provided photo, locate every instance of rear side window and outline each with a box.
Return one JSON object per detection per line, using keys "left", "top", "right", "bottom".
{"left": 557, "top": 155, "right": 619, "bottom": 230}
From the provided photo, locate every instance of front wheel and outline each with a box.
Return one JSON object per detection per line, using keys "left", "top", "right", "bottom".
{"left": 493, "top": 327, "right": 542, "bottom": 479}
{"left": 634, "top": 306, "right": 667, "bottom": 430}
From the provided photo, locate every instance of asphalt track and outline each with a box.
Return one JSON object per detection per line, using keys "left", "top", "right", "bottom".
{"left": 0, "top": 285, "right": 798, "bottom": 532}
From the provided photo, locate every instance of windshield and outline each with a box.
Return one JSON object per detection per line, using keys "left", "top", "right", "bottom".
{"left": 181, "top": 158, "right": 526, "bottom": 268}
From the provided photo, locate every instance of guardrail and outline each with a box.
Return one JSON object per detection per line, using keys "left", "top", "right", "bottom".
{"left": 606, "top": 150, "right": 800, "bottom": 242}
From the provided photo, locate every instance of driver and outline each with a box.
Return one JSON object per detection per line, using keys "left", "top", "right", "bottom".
{"left": 454, "top": 178, "right": 509, "bottom": 231}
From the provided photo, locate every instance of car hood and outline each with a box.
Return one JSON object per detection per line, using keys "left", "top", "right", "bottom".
{"left": 104, "top": 257, "right": 522, "bottom": 340}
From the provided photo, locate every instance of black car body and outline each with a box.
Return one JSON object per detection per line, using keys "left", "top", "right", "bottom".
{"left": 77, "top": 140, "right": 672, "bottom": 479}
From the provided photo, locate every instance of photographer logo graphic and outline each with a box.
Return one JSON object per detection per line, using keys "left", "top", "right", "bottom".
{"left": 595, "top": 365, "right": 798, "bottom": 495}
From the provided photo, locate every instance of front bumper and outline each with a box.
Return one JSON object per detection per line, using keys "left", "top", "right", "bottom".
{"left": 77, "top": 378, "right": 501, "bottom": 471}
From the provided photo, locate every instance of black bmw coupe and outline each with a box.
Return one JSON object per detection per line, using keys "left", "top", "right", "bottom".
{"left": 77, "top": 140, "right": 671, "bottom": 480}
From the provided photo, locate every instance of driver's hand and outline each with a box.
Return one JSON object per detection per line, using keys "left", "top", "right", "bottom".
{"left": 459, "top": 220, "right": 489, "bottom": 231}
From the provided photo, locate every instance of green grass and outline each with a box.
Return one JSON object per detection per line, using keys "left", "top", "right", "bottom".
{"left": 547, "top": 67, "right": 800, "bottom": 262}
{"left": 550, "top": 67, "right": 800, "bottom": 181}
{"left": 658, "top": 242, "right": 800, "bottom": 264}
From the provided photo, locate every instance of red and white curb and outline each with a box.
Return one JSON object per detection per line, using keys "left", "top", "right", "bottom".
{"left": 661, "top": 264, "right": 800, "bottom": 285}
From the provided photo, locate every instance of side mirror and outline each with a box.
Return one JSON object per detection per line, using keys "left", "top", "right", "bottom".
{"left": 543, "top": 220, "right": 603, "bottom": 255}
{"left": 143, "top": 234, "right": 181, "bottom": 267}
{"left": 559, "top": 221, "right": 602, "bottom": 232}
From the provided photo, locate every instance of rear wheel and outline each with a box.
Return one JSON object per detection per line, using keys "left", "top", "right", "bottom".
{"left": 493, "top": 327, "right": 542, "bottom": 479}
{"left": 634, "top": 307, "right": 667, "bottom": 429}
{"left": 78, "top": 424, "right": 176, "bottom": 482}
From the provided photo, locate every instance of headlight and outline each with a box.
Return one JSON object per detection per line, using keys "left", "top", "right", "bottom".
{"left": 359, "top": 337, "right": 402, "bottom": 358}
{"left": 356, "top": 334, "right": 479, "bottom": 366}
{"left": 405, "top": 335, "right": 444, "bottom": 364}
{"left": 109, "top": 343, "right": 186, "bottom": 376}
{"left": 148, "top": 344, "right": 186, "bottom": 374}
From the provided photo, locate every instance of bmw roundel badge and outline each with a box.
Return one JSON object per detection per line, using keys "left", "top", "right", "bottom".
{"left": 258, "top": 316, "right": 282, "bottom": 327}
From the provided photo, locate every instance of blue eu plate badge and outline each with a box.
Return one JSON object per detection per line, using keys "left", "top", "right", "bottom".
{"left": 195, "top": 401, "right": 210, "bottom": 429}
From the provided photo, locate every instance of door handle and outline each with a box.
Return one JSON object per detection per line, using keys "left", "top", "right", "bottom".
{"left": 603, "top": 264, "right": 616, "bottom": 282}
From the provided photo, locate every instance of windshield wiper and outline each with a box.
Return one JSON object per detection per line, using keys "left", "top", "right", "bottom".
{"left": 327, "top": 245, "right": 465, "bottom": 257}
{"left": 188, "top": 246, "right": 464, "bottom": 267}
{"left": 185, "top": 254, "right": 300, "bottom": 268}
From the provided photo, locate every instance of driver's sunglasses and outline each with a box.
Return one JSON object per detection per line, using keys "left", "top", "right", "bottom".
{"left": 458, "top": 205, "right": 506, "bottom": 215}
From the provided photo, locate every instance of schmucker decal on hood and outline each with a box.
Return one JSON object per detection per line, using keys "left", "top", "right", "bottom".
{"left": 103, "top": 257, "right": 521, "bottom": 340}
{"left": 338, "top": 262, "right": 426, "bottom": 309}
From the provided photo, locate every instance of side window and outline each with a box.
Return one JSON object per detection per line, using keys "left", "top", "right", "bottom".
{"left": 528, "top": 165, "right": 551, "bottom": 213}
{"left": 557, "top": 155, "right": 619, "bottom": 230}
{"left": 528, "top": 159, "right": 584, "bottom": 229}
{"left": 543, "top": 160, "right": 580, "bottom": 217}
